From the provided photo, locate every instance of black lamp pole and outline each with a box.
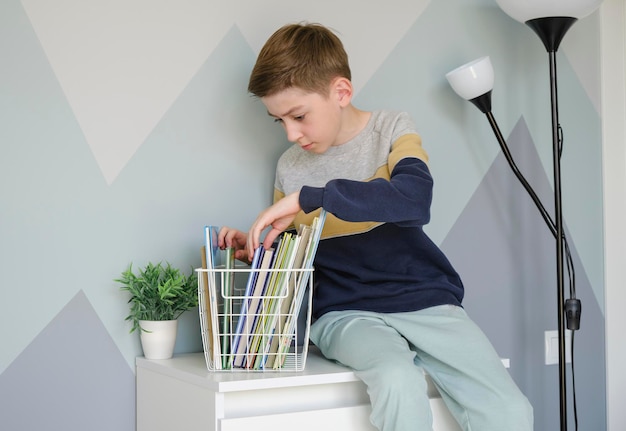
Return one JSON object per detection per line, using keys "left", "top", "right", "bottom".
{"left": 465, "top": 17, "right": 583, "bottom": 430}
{"left": 525, "top": 17, "right": 578, "bottom": 431}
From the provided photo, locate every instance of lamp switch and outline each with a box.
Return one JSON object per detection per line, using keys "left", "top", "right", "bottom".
{"left": 544, "top": 330, "right": 571, "bottom": 365}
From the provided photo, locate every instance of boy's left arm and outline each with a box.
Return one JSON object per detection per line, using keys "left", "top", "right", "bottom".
{"left": 299, "top": 133, "right": 433, "bottom": 226}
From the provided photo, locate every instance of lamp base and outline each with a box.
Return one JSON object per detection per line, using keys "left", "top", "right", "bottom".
{"left": 525, "top": 17, "right": 577, "bottom": 52}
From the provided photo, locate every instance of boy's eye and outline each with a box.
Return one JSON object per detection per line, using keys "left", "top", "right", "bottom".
{"left": 272, "top": 114, "right": 304, "bottom": 124}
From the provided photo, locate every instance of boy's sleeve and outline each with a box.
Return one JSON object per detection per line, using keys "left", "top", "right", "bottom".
{"left": 299, "top": 133, "right": 433, "bottom": 227}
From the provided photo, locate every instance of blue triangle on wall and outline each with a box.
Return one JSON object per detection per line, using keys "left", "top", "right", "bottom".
{"left": 440, "top": 117, "right": 605, "bottom": 430}
{"left": 0, "top": 290, "right": 134, "bottom": 431}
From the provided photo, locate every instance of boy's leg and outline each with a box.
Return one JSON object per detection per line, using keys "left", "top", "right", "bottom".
{"left": 310, "top": 311, "right": 434, "bottom": 431}
{"left": 388, "top": 305, "right": 534, "bottom": 431}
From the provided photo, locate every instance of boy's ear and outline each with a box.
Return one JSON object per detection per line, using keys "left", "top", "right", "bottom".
{"left": 331, "top": 77, "right": 353, "bottom": 107}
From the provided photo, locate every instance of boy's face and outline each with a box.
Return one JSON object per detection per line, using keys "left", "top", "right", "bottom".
{"left": 262, "top": 85, "right": 344, "bottom": 154}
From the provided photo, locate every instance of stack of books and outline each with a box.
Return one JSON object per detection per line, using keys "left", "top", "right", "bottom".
{"left": 199, "top": 210, "right": 326, "bottom": 371}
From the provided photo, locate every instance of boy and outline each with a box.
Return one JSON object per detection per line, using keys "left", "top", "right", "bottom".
{"left": 219, "top": 22, "right": 533, "bottom": 431}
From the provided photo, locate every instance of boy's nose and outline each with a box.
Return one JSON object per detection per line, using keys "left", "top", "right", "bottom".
{"left": 285, "top": 123, "right": 303, "bottom": 143}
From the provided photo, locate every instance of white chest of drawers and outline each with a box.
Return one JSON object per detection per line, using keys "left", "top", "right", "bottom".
{"left": 136, "top": 348, "right": 461, "bottom": 431}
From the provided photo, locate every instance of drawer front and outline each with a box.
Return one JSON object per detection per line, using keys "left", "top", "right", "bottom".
{"left": 220, "top": 405, "right": 375, "bottom": 431}
{"left": 220, "top": 399, "right": 461, "bottom": 431}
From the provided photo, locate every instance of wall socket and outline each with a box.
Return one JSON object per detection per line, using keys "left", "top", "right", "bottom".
{"left": 544, "top": 330, "right": 572, "bottom": 365}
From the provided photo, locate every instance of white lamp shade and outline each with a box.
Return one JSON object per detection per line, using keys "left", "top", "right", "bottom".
{"left": 495, "top": 0, "right": 604, "bottom": 23}
{"left": 446, "top": 56, "right": 494, "bottom": 101}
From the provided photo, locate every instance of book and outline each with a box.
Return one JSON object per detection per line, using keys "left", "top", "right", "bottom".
{"left": 221, "top": 246, "right": 235, "bottom": 369}
{"left": 245, "top": 232, "right": 294, "bottom": 368}
{"left": 229, "top": 245, "right": 265, "bottom": 368}
{"left": 199, "top": 246, "right": 215, "bottom": 368}
{"left": 253, "top": 233, "right": 301, "bottom": 369}
{"left": 273, "top": 209, "right": 327, "bottom": 368}
{"left": 233, "top": 247, "right": 275, "bottom": 368}
{"left": 264, "top": 224, "right": 312, "bottom": 368}
{"left": 203, "top": 226, "right": 222, "bottom": 370}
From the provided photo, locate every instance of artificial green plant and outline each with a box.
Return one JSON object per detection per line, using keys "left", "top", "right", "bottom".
{"left": 116, "top": 261, "right": 198, "bottom": 333}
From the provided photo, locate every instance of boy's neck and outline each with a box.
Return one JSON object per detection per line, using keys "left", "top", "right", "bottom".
{"left": 335, "top": 105, "right": 371, "bottom": 146}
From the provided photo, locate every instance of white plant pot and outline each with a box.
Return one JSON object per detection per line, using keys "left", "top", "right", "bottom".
{"left": 138, "top": 319, "right": 178, "bottom": 360}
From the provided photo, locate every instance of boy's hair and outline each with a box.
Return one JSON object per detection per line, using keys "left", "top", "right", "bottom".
{"left": 248, "top": 23, "right": 351, "bottom": 98}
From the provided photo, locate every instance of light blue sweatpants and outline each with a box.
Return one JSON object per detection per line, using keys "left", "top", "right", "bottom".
{"left": 309, "top": 305, "right": 533, "bottom": 431}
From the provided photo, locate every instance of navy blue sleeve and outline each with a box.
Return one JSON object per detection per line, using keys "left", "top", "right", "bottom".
{"left": 299, "top": 157, "right": 432, "bottom": 226}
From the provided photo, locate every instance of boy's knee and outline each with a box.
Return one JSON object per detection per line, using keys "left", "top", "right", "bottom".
{"left": 364, "top": 359, "right": 427, "bottom": 397}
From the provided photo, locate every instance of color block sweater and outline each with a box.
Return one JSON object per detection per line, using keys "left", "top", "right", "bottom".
{"left": 273, "top": 111, "right": 464, "bottom": 320}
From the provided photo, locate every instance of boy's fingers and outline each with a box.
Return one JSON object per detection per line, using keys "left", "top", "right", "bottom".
{"left": 246, "top": 230, "right": 258, "bottom": 258}
{"left": 217, "top": 227, "right": 227, "bottom": 248}
{"left": 263, "top": 229, "right": 281, "bottom": 250}
{"left": 234, "top": 249, "right": 249, "bottom": 262}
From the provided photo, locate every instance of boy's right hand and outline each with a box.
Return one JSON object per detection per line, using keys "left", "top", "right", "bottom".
{"left": 247, "top": 192, "right": 301, "bottom": 258}
{"left": 217, "top": 227, "right": 250, "bottom": 262}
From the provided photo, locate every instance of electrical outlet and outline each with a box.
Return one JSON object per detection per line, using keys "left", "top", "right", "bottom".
{"left": 544, "top": 330, "right": 572, "bottom": 365}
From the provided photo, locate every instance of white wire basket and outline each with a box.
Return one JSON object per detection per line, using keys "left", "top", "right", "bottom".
{"left": 197, "top": 266, "right": 313, "bottom": 372}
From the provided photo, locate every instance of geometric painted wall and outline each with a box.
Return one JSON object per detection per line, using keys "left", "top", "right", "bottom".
{"left": 442, "top": 118, "right": 605, "bottom": 430}
{"left": 0, "top": 0, "right": 605, "bottom": 430}
{"left": 0, "top": 291, "right": 135, "bottom": 430}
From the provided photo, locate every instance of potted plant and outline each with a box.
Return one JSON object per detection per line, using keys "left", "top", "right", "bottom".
{"left": 116, "top": 261, "right": 198, "bottom": 359}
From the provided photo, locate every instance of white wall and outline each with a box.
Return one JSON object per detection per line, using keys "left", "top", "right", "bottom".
{"left": 601, "top": 1, "right": 626, "bottom": 429}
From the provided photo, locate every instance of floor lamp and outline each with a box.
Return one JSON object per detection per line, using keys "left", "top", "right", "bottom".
{"left": 446, "top": 1, "right": 604, "bottom": 430}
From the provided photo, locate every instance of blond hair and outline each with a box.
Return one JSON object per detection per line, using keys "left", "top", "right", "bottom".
{"left": 248, "top": 23, "right": 351, "bottom": 98}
